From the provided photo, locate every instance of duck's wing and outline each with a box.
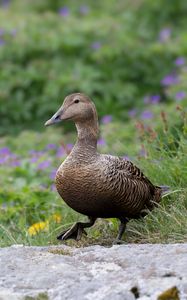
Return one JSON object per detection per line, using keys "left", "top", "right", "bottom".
{"left": 117, "top": 157, "right": 154, "bottom": 186}
{"left": 104, "top": 155, "right": 152, "bottom": 184}
{"left": 103, "top": 155, "right": 162, "bottom": 210}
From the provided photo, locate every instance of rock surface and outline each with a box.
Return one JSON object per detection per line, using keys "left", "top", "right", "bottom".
{"left": 0, "top": 244, "right": 186, "bottom": 300}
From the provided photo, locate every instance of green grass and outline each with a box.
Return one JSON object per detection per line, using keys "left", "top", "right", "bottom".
{"left": 0, "top": 103, "right": 186, "bottom": 247}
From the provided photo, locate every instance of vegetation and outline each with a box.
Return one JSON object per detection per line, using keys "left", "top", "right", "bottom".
{"left": 0, "top": 0, "right": 186, "bottom": 247}
{"left": 1, "top": 0, "right": 187, "bottom": 134}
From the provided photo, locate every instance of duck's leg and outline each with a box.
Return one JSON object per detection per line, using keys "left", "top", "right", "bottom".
{"left": 57, "top": 217, "right": 96, "bottom": 241}
{"left": 114, "top": 217, "right": 129, "bottom": 244}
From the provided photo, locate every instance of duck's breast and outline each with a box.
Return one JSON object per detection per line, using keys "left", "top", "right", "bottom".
{"left": 55, "top": 160, "right": 120, "bottom": 217}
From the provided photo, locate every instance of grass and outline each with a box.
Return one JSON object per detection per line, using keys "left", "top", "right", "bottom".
{"left": 0, "top": 103, "right": 187, "bottom": 247}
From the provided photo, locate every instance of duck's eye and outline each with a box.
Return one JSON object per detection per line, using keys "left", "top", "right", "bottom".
{"left": 74, "top": 99, "right": 79, "bottom": 104}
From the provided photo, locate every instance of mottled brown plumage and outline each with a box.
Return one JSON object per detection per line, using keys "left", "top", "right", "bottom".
{"left": 45, "top": 93, "right": 162, "bottom": 242}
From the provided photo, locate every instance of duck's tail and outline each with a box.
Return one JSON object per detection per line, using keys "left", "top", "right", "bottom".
{"left": 154, "top": 185, "right": 170, "bottom": 204}
{"left": 160, "top": 185, "right": 171, "bottom": 195}
{"left": 142, "top": 185, "right": 171, "bottom": 216}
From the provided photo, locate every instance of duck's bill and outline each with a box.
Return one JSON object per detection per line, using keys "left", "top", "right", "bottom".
{"left": 45, "top": 109, "right": 63, "bottom": 126}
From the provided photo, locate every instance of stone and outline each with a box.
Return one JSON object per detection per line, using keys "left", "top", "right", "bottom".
{"left": 0, "top": 244, "right": 186, "bottom": 300}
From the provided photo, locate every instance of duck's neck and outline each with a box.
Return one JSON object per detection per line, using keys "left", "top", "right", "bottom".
{"left": 75, "top": 118, "right": 98, "bottom": 151}
{"left": 68, "top": 117, "right": 99, "bottom": 163}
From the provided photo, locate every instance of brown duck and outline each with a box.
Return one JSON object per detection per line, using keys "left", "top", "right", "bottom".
{"left": 45, "top": 93, "right": 162, "bottom": 242}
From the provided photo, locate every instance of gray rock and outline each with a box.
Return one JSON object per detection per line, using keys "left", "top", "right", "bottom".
{"left": 0, "top": 244, "right": 187, "bottom": 300}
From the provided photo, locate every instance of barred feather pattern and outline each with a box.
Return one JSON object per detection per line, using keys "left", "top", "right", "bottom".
{"left": 55, "top": 153, "right": 162, "bottom": 219}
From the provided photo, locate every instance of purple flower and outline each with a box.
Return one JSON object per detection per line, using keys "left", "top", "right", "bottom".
{"left": 30, "top": 157, "right": 38, "bottom": 163}
{"left": 150, "top": 95, "right": 161, "bottom": 104}
{"left": 97, "top": 138, "right": 106, "bottom": 146}
{"left": 51, "top": 184, "right": 56, "bottom": 191}
{"left": 0, "top": 29, "right": 4, "bottom": 36}
{"left": 10, "top": 153, "right": 18, "bottom": 159}
{"left": 66, "top": 143, "right": 73, "bottom": 152}
{"left": 161, "top": 74, "right": 179, "bottom": 86}
{"left": 79, "top": 5, "right": 89, "bottom": 15}
{"left": 101, "top": 115, "right": 112, "bottom": 124}
{"left": 37, "top": 160, "right": 51, "bottom": 170}
{"left": 29, "top": 150, "right": 45, "bottom": 157}
{"left": 0, "top": 39, "right": 5, "bottom": 46}
{"left": 123, "top": 155, "right": 130, "bottom": 161}
{"left": 1, "top": 0, "right": 10, "bottom": 8}
{"left": 175, "top": 91, "right": 186, "bottom": 101}
{"left": 0, "top": 147, "right": 11, "bottom": 156}
{"left": 59, "top": 7, "right": 69, "bottom": 17}
{"left": 139, "top": 148, "right": 147, "bottom": 157}
{"left": 29, "top": 150, "right": 36, "bottom": 155}
{"left": 128, "top": 109, "right": 137, "bottom": 118}
{"left": 159, "top": 27, "right": 171, "bottom": 42}
{"left": 141, "top": 110, "right": 153, "bottom": 120}
{"left": 91, "top": 42, "right": 101, "bottom": 50}
{"left": 10, "top": 160, "right": 21, "bottom": 167}
{"left": 46, "top": 143, "right": 57, "bottom": 150}
{"left": 175, "top": 57, "right": 185, "bottom": 66}
{"left": 0, "top": 157, "right": 7, "bottom": 165}
{"left": 56, "top": 147, "right": 65, "bottom": 158}
{"left": 144, "top": 95, "right": 160, "bottom": 104}
{"left": 50, "top": 169, "right": 57, "bottom": 180}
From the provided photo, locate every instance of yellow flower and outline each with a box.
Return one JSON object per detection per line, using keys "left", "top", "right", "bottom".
{"left": 51, "top": 213, "right": 62, "bottom": 224}
{"left": 28, "top": 221, "right": 49, "bottom": 236}
{"left": 27, "top": 213, "right": 61, "bottom": 236}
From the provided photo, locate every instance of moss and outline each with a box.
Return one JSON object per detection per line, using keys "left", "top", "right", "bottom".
{"left": 157, "top": 286, "right": 180, "bottom": 300}
{"left": 24, "top": 293, "right": 49, "bottom": 300}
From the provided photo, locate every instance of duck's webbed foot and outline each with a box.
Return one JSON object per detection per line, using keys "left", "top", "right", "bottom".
{"left": 57, "top": 217, "right": 96, "bottom": 241}
{"left": 113, "top": 217, "right": 129, "bottom": 244}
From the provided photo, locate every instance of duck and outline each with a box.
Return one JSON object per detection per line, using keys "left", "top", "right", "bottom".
{"left": 45, "top": 93, "right": 162, "bottom": 242}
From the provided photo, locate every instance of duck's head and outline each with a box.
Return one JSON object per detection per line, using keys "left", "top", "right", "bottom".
{"left": 45, "top": 93, "right": 97, "bottom": 126}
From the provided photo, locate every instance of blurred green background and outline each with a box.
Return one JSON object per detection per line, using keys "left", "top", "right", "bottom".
{"left": 0, "top": 0, "right": 187, "bottom": 134}
{"left": 0, "top": 0, "right": 187, "bottom": 246}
